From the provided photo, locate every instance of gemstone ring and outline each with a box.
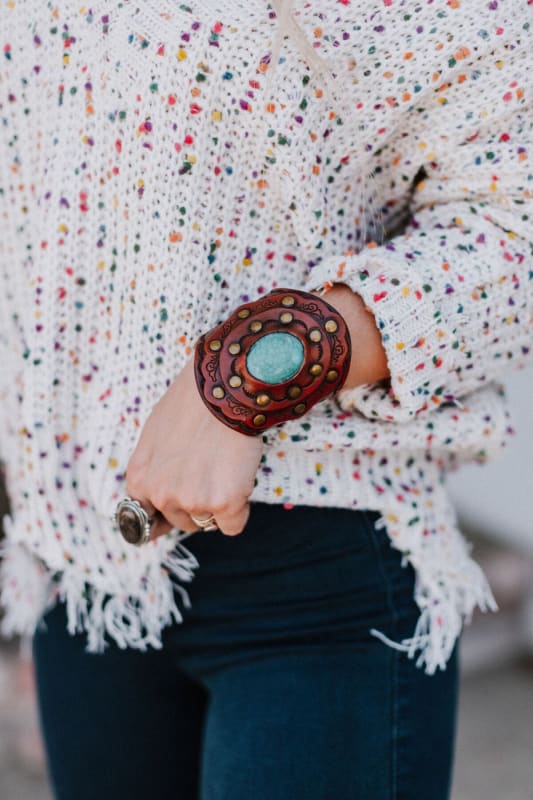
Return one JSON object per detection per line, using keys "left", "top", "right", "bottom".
{"left": 114, "top": 497, "right": 153, "bottom": 546}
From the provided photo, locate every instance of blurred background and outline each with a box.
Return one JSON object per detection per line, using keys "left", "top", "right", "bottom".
{"left": 1, "top": 366, "right": 532, "bottom": 800}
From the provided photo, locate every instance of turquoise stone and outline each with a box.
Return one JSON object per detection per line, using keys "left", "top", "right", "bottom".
{"left": 246, "top": 332, "right": 304, "bottom": 384}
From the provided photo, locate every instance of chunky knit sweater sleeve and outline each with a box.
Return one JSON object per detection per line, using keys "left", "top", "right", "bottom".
{"left": 304, "top": 43, "right": 532, "bottom": 424}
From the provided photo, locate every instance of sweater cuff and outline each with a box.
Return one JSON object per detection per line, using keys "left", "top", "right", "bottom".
{"left": 303, "top": 251, "right": 460, "bottom": 422}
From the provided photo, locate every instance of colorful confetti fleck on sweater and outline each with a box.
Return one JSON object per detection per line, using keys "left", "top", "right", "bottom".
{"left": 0, "top": 0, "right": 531, "bottom": 673}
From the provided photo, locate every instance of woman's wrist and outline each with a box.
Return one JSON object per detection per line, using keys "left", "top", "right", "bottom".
{"left": 312, "top": 283, "right": 390, "bottom": 390}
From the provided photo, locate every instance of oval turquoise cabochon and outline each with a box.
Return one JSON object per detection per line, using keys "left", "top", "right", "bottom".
{"left": 246, "top": 332, "right": 305, "bottom": 385}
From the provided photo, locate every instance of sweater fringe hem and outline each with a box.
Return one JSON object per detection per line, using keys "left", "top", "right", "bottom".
{"left": 368, "top": 512, "right": 499, "bottom": 675}
{"left": 1, "top": 497, "right": 499, "bottom": 673}
{"left": 0, "top": 533, "right": 200, "bottom": 653}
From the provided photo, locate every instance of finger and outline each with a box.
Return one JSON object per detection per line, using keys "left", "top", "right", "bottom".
{"left": 213, "top": 502, "right": 250, "bottom": 537}
{"left": 153, "top": 507, "right": 200, "bottom": 539}
{"left": 125, "top": 473, "right": 156, "bottom": 519}
{"left": 126, "top": 470, "right": 200, "bottom": 539}
{"left": 147, "top": 512, "right": 174, "bottom": 541}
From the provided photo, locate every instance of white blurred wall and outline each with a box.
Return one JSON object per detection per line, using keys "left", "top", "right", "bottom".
{"left": 447, "top": 366, "right": 533, "bottom": 555}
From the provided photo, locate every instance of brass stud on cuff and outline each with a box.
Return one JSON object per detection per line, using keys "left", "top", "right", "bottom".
{"left": 294, "top": 402, "right": 306, "bottom": 414}
{"left": 229, "top": 375, "right": 242, "bottom": 388}
{"left": 279, "top": 311, "right": 293, "bottom": 324}
{"left": 228, "top": 342, "right": 241, "bottom": 355}
{"left": 212, "top": 386, "right": 225, "bottom": 399}
{"left": 287, "top": 385, "right": 302, "bottom": 399}
{"left": 308, "top": 328, "right": 322, "bottom": 342}
{"left": 325, "top": 319, "right": 338, "bottom": 334}
{"left": 209, "top": 339, "right": 222, "bottom": 351}
{"left": 252, "top": 413, "right": 267, "bottom": 426}
{"left": 309, "top": 363, "right": 323, "bottom": 377}
{"left": 237, "top": 308, "right": 251, "bottom": 318}
{"left": 249, "top": 320, "right": 263, "bottom": 333}
{"left": 326, "top": 369, "right": 339, "bottom": 382}
{"left": 281, "top": 295, "right": 295, "bottom": 307}
{"left": 256, "top": 393, "right": 271, "bottom": 407}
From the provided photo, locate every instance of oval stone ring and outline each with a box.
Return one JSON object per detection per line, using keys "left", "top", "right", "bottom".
{"left": 114, "top": 497, "right": 153, "bottom": 546}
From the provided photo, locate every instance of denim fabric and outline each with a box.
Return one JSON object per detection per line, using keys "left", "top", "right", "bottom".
{"left": 33, "top": 502, "right": 459, "bottom": 800}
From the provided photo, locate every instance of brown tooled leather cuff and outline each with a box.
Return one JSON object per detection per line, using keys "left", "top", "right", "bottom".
{"left": 193, "top": 287, "right": 352, "bottom": 436}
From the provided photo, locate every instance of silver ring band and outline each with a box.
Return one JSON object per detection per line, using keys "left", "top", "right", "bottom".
{"left": 190, "top": 513, "right": 218, "bottom": 531}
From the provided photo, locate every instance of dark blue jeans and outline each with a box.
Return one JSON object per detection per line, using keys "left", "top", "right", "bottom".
{"left": 33, "top": 502, "right": 459, "bottom": 800}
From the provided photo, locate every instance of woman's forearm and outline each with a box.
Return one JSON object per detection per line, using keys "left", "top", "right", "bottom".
{"left": 313, "top": 283, "right": 390, "bottom": 391}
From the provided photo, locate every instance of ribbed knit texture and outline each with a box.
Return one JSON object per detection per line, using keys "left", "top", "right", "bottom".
{"left": 0, "top": 0, "right": 531, "bottom": 673}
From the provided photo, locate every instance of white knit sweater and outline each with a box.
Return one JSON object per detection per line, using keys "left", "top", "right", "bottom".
{"left": 0, "top": 0, "right": 531, "bottom": 673}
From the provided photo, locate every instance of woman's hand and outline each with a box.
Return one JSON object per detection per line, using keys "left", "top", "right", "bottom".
{"left": 125, "top": 357, "right": 264, "bottom": 540}
{"left": 125, "top": 284, "right": 387, "bottom": 543}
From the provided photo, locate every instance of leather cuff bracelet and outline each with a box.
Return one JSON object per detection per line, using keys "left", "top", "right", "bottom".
{"left": 193, "top": 287, "right": 351, "bottom": 436}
